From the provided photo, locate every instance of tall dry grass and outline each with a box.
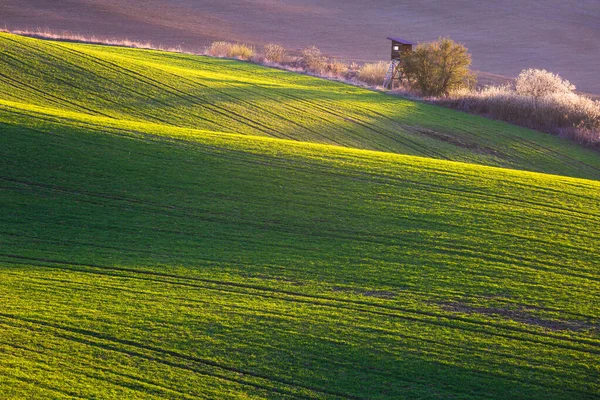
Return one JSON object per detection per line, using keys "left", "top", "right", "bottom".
{"left": 357, "top": 62, "right": 388, "bottom": 86}
{"left": 206, "top": 42, "right": 254, "bottom": 60}
{"left": 229, "top": 43, "right": 254, "bottom": 60}
{"left": 8, "top": 28, "right": 180, "bottom": 51}
{"left": 325, "top": 60, "right": 349, "bottom": 77}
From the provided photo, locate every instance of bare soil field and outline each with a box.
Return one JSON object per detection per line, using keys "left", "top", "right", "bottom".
{"left": 2, "top": 0, "right": 599, "bottom": 94}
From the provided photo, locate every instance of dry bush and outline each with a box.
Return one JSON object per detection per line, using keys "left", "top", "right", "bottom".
{"left": 325, "top": 60, "right": 349, "bottom": 78}
{"left": 402, "top": 37, "right": 476, "bottom": 96}
{"left": 438, "top": 79, "right": 600, "bottom": 146}
{"left": 263, "top": 43, "right": 286, "bottom": 63}
{"left": 299, "top": 46, "right": 328, "bottom": 73}
{"left": 357, "top": 61, "right": 389, "bottom": 86}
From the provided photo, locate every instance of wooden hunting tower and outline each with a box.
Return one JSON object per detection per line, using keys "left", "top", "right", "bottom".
{"left": 387, "top": 37, "right": 414, "bottom": 60}
{"left": 383, "top": 37, "right": 414, "bottom": 89}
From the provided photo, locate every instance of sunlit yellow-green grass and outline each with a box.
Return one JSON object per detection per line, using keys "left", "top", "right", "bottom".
{"left": 0, "top": 33, "right": 599, "bottom": 399}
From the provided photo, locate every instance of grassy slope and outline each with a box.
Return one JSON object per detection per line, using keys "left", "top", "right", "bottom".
{"left": 0, "top": 33, "right": 599, "bottom": 399}
{"left": 1, "top": 33, "right": 600, "bottom": 180}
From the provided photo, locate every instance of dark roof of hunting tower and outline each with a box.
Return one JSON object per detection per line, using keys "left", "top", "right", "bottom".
{"left": 386, "top": 37, "right": 415, "bottom": 45}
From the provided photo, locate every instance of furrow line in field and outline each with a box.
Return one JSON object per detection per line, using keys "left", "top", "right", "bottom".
{"left": 2, "top": 254, "right": 597, "bottom": 353}
{"left": 3, "top": 284, "right": 598, "bottom": 398}
{"left": 142, "top": 65, "right": 342, "bottom": 143}
{"left": 0, "top": 341, "right": 292, "bottom": 400}
{"left": 361, "top": 105, "right": 554, "bottom": 168}
{"left": 2, "top": 181, "right": 596, "bottom": 282}
{"left": 103, "top": 127, "right": 599, "bottom": 222}
{"left": 87, "top": 364, "right": 216, "bottom": 400}
{"left": 58, "top": 44, "right": 296, "bottom": 140}
{"left": 1, "top": 305, "right": 593, "bottom": 398}
{"left": 251, "top": 83, "right": 445, "bottom": 158}
{"left": 146, "top": 65, "right": 366, "bottom": 148}
{"left": 4, "top": 250, "right": 593, "bottom": 324}
{"left": 158, "top": 60, "right": 388, "bottom": 148}
{"left": 0, "top": 314, "right": 360, "bottom": 400}
{"left": 0, "top": 324, "right": 312, "bottom": 400}
{"left": 508, "top": 133, "right": 600, "bottom": 175}
{"left": 0, "top": 70, "right": 99, "bottom": 117}
{"left": 1, "top": 42, "right": 213, "bottom": 127}
{"left": 3, "top": 376, "right": 87, "bottom": 399}
{"left": 83, "top": 47, "right": 438, "bottom": 155}
{"left": 171, "top": 58, "right": 599, "bottom": 172}
{"left": 2, "top": 204, "right": 595, "bottom": 286}
{"left": 255, "top": 155, "right": 600, "bottom": 222}
{"left": 3, "top": 117, "right": 595, "bottom": 244}
{"left": 168, "top": 55, "right": 600, "bottom": 177}
{"left": 1, "top": 247, "right": 597, "bottom": 333}
{"left": 0, "top": 231, "right": 171, "bottom": 257}
{"left": 0, "top": 107, "right": 180, "bottom": 143}
{"left": 39, "top": 41, "right": 231, "bottom": 128}
{"left": 2, "top": 176, "right": 596, "bottom": 281}
{"left": 0, "top": 97, "right": 175, "bottom": 129}
{"left": 3, "top": 190, "right": 595, "bottom": 268}
{"left": 0, "top": 49, "right": 121, "bottom": 119}
{"left": 73, "top": 267, "right": 599, "bottom": 351}
{"left": 4, "top": 261, "right": 599, "bottom": 393}
{"left": 4, "top": 103, "right": 599, "bottom": 226}
{"left": 15, "top": 274, "right": 595, "bottom": 385}
{"left": 0, "top": 51, "right": 113, "bottom": 117}
{"left": 3, "top": 161, "right": 597, "bottom": 273}
{"left": 1, "top": 340, "right": 199, "bottom": 400}
{"left": 36, "top": 42, "right": 257, "bottom": 134}
{"left": 0, "top": 77, "right": 32, "bottom": 105}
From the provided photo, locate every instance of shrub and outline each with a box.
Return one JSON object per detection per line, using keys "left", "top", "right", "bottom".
{"left": 263, "top": 43, "right": 286, "bottom": 63}
{"left": 402, "top": 37, "right": 476, "bottom": 96}
{"left": 299, "top": 46, "right": 327, "bottom": 73}
{"left": 206, "top": 42, "right": 254, "bottom": 60}
{"left": 515, "top": 68, "right": 576, "bottom": 102}
{"left": 357, "top": 62, "right": 389, "bottom": 86}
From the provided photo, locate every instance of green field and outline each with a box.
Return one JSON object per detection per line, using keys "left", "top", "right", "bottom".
{"left": 1, "top": 32, "right": 599, "bottom": 399}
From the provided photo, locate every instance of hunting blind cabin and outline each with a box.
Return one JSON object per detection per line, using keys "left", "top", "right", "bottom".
{"left": 383, "top": 37, "right": 414, "bottom": 89}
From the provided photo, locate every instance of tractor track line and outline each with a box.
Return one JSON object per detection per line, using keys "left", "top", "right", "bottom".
{"left": 2, "top": 253, "right": 598, "bottom": 354}
{"left": 0, "top": 313, "right": 363, "bottom": 400}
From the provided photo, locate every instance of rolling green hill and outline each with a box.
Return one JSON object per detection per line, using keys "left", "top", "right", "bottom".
{"left": 0, "top": 33, "right": 599, "bottom": 399}
{"left": 1, "top": 33, "right": 600, "bottom": 180}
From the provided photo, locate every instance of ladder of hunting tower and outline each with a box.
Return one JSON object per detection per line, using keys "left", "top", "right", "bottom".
{"left": 383, "top": 59, "right": 401, "bottom": 89}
